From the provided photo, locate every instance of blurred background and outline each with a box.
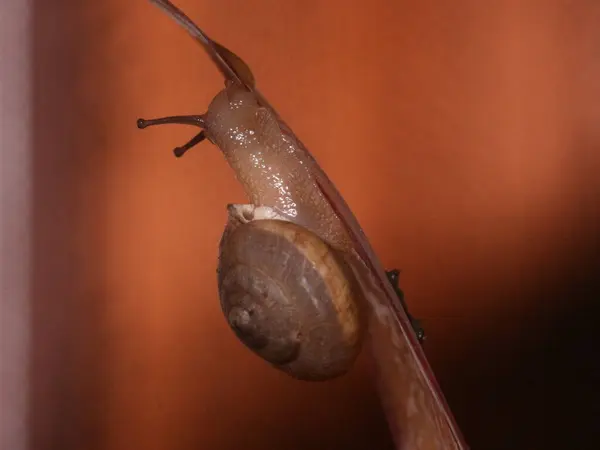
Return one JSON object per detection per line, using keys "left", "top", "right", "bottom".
{"left": 2, "top": 0, "right": 599, "bottom": 449}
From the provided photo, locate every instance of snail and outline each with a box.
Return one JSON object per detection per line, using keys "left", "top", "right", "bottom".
{"left": 137, "top": 0, "right": 368, "bottom": 381}
{"left": 136, "top": 1, "right": 468, "bottom": 447}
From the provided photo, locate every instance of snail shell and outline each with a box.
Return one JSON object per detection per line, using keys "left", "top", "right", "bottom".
{"left": 217, "top": 204, "right": 365, "bottom": 381}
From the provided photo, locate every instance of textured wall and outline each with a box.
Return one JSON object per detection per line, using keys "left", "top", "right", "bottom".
{"left": 24, "top": 1, "right": 599, "bottom": 449}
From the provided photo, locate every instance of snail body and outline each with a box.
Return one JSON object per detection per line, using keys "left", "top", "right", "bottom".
{"left": 204, "top": 86, "right": 366, "bottom": 380}
{"left": 203, "top": 84, "right": 354, "bottom": 253}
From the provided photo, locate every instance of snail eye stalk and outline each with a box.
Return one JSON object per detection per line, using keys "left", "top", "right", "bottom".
{"left": 136, "top": 115, "right": 207, "bottom": 158}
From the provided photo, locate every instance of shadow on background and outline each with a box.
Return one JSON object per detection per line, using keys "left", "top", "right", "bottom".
{"left": 429, "top": 242, "right": 600, "bottom": 449}
{"left": 424, "top": 135, "right": 600, "bottom": 448}
{"left": 27, "top": 1, "right": 599, "bottom": 449}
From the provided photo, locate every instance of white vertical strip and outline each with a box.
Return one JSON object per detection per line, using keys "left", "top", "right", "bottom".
{"left": 0, "top": 1, "right": 32, "bottom": 450}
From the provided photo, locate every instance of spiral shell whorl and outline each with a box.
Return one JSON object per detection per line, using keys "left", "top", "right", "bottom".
{"left": 217, "top": 205, "right": 364, "bottom": 381}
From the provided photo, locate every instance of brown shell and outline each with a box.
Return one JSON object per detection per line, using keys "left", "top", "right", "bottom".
{"left": 217, "top": 216, "right": 364, "bottom": 381}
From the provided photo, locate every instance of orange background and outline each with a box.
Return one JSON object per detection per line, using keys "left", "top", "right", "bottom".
{"left": 30, "top": 1, "right": 599, "bottom": 449}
